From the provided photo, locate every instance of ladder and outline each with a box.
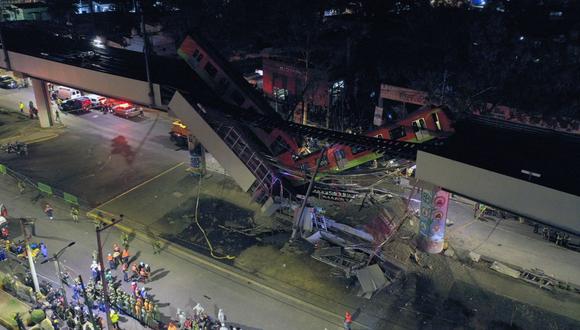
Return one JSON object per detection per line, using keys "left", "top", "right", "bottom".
{"left": 213, "top": 122, "right": 275, "bottom": 203}
{"left": 520, "top": 270, "right": 554, "bottom": 291}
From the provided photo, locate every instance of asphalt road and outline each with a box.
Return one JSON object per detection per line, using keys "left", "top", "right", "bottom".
{"left": 0, "top": 174, "right": 347, "bottom": 330}
{"left": 0, "top": 86, "right": 189, "bottom": 205}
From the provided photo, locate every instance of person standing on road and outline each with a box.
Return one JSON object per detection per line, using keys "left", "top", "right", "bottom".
{"left": 28, "top": 101, "right": 34, "bottom": 118}
{"left": 152, "top": 239, "right": 162, "bottom": 255}
{"left": 556, "top": 232, "right": 563, "bottom": 246}
{"left": 122, "top": 262, "right": 129, "bottom": 282}
{"left": 19, "top": 101, "right": 25, "bottom": 114}
{"left": 70, "top": 206, "right": 79, "bottom": 223}
{"left": 17, "top": 181, "right": 25, "bottom": 194}
{"left": 343, "top": 311, "right": 352, "bottom": 330}
{"left": 55, "top": 109, "right": 62, "bottom": 124}
{"left": 218, "top": 308, "right": 226, "bottom": 325}
{"left": 542, "top": 227, "right": 549, "bottom": 240}
{"left": 40, "top": 241, "right": 48, "bottom": 259}
{"left": 44, "top": 203, "right": 54, "bottom": 220}
{"left": 121, "top": 232, "right": 130, "bottom": 250}
{"left": 121, "top": 248, "right": 130, "bottom": 264}
{"left": 0, "top": 204, "right": 7, "bottom": 218}
{"left": 107, "top": 253, "right": 115, "bottom": 269}
{"left": 110, "top": 309, "right": 120, "bottom": 329}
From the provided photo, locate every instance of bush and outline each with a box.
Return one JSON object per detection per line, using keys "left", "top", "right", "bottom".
{"left": 29, "top": 309, "right": 45, "bottom": 325}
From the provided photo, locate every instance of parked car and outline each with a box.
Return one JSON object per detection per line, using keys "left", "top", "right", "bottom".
{"left": 60, "top": 97, "right": 92, "bottom": 113}
{"left": 0, "top": 76, "right": 17, "bottom": 89}
{"left": 112, "top": 103, "right": 143, "bottom": 118}
{"left": 56, "top": 86, "right": 81, "bottom": 100}
{"left": 85, "top": 94, "right": 107, "bottom": 108}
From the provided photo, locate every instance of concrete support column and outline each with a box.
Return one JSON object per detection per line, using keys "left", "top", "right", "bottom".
{"left": 31, "top": 78, "right": 53, "bottom": 128}
{"left": 417, "top": 186, "right": 450, "bottom": 254}
{"left": 188, "top": 135, "right": 206, "bottom": 175}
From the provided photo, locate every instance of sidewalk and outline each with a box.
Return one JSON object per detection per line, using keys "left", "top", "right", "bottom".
{"left": 0, "top": 290, "right": 30, "bottom": 329}
{"left": 400, "top": 184, "right": 580, "bottom": 287}
{"left": 0, "top": 107, "right": 63, "bottom": 145}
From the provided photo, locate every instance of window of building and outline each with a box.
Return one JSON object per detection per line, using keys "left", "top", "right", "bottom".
{"left": 204, "top": 62, "right": 218, "bottom": 78}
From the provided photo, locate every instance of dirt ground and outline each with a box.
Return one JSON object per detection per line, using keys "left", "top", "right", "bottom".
{"left": 0, "top": 109, "right": 33, "bottom": 140}
{"left": 161, "top": 180, "right": 580, "bottom": 329}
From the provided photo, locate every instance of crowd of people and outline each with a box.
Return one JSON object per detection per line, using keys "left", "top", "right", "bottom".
{"left": 168, "top": 305, "right": 241, "bottom": 330}
{"left": 534, "top": 224, "right": 573, "bottom": 248}
{"left": 0, "top": 204, "right": 246, "bottom": 330}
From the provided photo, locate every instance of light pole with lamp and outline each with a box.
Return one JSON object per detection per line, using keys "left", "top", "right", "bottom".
{"left": 40, "top": 241, "right": 75, "bottom": 307}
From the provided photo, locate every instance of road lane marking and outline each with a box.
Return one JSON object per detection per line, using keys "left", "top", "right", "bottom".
{"left": 89, "top": 161, "right": 184, "bottom": 212}
{"left": 85, "top": 210, "right": 373, "bottom": 329}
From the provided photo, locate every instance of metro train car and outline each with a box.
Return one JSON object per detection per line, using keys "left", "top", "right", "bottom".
{"left": 177, "top": 33, "right": 454, "bottom": 181}
{"left": 266, "top": 105, "right": 454, "bottom": 178}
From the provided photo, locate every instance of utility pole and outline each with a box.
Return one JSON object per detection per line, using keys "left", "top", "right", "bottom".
{"left": 19, "top": 218, "right": 39, "bottom": 293}
{"left": 78, "top": 275, "right": 97, "bottom": 329}
{"left": 96, "top": 218, "right": 122, "bottom": 329}
{"left": 290, "top": 147, "right": 327, "bottom": 241}
{"left": 0, "top": 14, "right": 11, "bottom": 71}
{"left": 40, "top": 241, "right": 76, "bottom": 308}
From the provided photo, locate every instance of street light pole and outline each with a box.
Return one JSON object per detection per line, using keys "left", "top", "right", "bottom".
{"left": 41, "top": 241, "right": 75, "bottom": 308}
{"left": 19, "top": 218, "right": 39, "bottom": 293}
{"left": 96, "top": 218, "right": 122, "bottom": 329}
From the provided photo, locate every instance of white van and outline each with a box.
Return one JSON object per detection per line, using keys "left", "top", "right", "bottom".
{"left": 56, "top": 86, "right": 81, "bottom": 100}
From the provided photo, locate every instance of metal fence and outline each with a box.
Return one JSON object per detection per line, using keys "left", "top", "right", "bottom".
{"left": 0, "top": 163, "right": 92, "bottom": 209}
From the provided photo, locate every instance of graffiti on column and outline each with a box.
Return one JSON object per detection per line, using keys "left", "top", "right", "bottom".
{"left": 418, "top": 188, "right": 450, "bottom": 253}
{"left": 419, "top": 189, "right": 434, "bottom": 238}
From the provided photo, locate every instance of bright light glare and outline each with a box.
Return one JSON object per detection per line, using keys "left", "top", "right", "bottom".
{"left": 92, "top": 38, "right": 105, "bottom": 48}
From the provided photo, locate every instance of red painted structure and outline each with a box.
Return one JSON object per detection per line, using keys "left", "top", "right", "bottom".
{"left": 262, "top": 58, "right": 330, "bottom": 110}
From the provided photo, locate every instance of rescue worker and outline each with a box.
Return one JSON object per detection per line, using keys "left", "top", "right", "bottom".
{"left": 110, "top": 309, "right": 120, "bottom": 329}
{"left": 121, "top": 248, "right": 130, "bottom": 264}
{"left": 542, "top": 227, "right": 549, "bottom": 240}
{"left": 107, "top": 253, "right": 115, "bottom": 269}
{"left": 152, "top": 239, "right": 162, "bottom": 255}
{"left": 70, "top": 206, "right": 79, "bottom": 223}
{"left": 134, "top": 297, "right": 142, "bottom": 320}
{"left": 556, "top": 232, "right": 563, "bottom": 246}
{"left": 17, "top": 181, "right": 25, "bottom": 194}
